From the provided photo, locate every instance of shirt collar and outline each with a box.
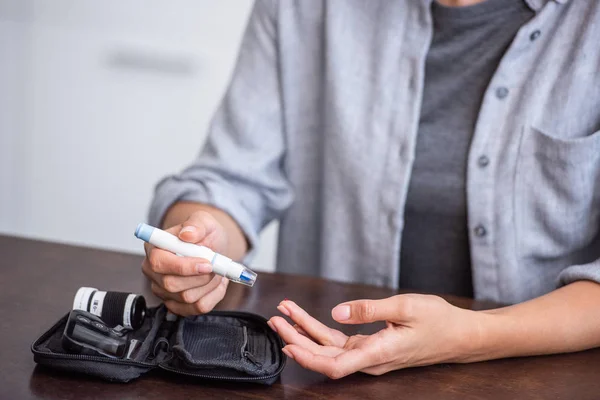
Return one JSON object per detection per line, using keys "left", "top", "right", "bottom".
{"left": 524, "top": 0, "right": 569, "bottom": 11}
{"left": 426, "top": 0, "right": 570, "bottom": 13}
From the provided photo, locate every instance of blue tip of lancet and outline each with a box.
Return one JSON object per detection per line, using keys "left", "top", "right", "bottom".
{"left": 239, "top": 272, "right": 252, "bottom": 282}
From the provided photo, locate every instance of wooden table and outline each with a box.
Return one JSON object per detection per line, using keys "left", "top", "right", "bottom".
{"left": 2, "top": 235, "right": 600, "bottom": 399}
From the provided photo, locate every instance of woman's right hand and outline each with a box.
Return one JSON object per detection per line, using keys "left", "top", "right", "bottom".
{"left": 142, "top": 210, "right": 230, "bottom": 316}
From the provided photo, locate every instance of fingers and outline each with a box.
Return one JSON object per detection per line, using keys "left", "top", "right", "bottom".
{"left": 271, "top": 300, "right": 396, "bottom": 379}
{"left": 164, "top": 277, "right": 230, "bottom": 316}
{"left": 268, "top": 317, "right": 345, "bottom": 357}
{"left": 142, "top": 259, "right": 213, "bottom": 291}
{"left": 332, "top": 295, "right": 415, "bottom": 324}
{"left": 277, "top": 300, "right": 348, "bottom": 347}
{"left": 293, "top": 324, "right": 310, "bottom": 338}
{"left": 147, "top": 247, "right": 212, "bottom": 276}
{"left": 283, "top": 344, "right": 379, "bottom": 380}
{"left": 268, "top": 316, "right": 345, "bottom": 357}
{"left": 151, "top": 274, "right": 222, "bottom": 303}
{"left": 268, "top": 317, "right": 322, "bottom": 352}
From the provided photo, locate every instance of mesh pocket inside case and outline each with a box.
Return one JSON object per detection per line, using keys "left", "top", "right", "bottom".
{"left": 172, "top": 314, "right": 277, "bottom": 376}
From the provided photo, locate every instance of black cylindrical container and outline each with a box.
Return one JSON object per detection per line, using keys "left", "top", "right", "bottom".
{"left": 72, "top": 287, "right": 146, "bottom": 330}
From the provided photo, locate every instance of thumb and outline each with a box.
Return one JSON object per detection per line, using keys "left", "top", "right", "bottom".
{"left": 331, "top": 296, "right": 411, "bottom": 324}
{"left": 177, "top": 212, "right": 216, "bottom": 243}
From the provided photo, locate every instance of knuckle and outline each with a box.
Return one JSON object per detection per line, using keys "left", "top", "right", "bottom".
{"left": 187, "top": 214, "right": 207, "bottom": 229}
{"left": 432, "top": 294, "right": 449, "bottom": 306}
{"left": 180, "top": 289, "right": 197, "bottom": 304}
{"left": 326, "top": 367, "right": 345, "bottom": 380}
{"left": 194, "top": 299, "right": 210, "bottom": 314}
{"left": 148, "top": 251, "right": 162, "bottom": 273}
{"left": 164, "top": 302, "right": 175, "bottom": 313}
{"left": 162, "top": 276, "right": 180, "bottom": 293}
{"left": 322, "top": 337, "right": 335, "bottom": 347}
{"left": 194, "top": 299, "right": 212, "bottom": 314}
{"left": 398, "top": 296, "right": 415, "bottom": 320}
{"left": 141, "top": 260, "right": 150, "bottom": 275}
{"left": 368, "top": 367, "right": 387, "bottom": 376}
{"left": 150, "top": 283, "right": 161, "bottom": 296}
{"left": 195, "top": 210, "right": 214, "bottom": 223}
{"left": 214, "top": 283, "right": 227, "bottom": 299}
{"left": 173, "top": 262, "right": 186, "bottom": 276}
{"left": 164, "top": 302, "right": 182, "bottom": 316}
{"left": 320, "top": 330, "right": 337, "bottom": 346}
{"left": 360, "top": 301, "right": 376, "bottom": 321}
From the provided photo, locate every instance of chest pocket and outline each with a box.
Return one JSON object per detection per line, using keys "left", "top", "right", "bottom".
{"left": 514, "top": 126, "right": 600, "bottom": 260}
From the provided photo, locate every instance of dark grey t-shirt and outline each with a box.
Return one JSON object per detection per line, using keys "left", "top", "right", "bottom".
{"left": 399, "top": 0, "right": 534, "bottom": 296}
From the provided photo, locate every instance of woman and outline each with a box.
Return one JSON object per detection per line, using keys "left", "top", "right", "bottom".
{"left": 142, "top": 0, "right": 600, "bottom": 378}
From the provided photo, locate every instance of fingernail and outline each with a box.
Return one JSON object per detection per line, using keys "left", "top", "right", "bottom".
{"left": 196, "top": 263, "right": 212, "bottom": 274}
{"left": 277, "top": 305, "right": 291, "bottom": 317}
{"left": 332, "top": 305, "right": 351, "bottom": 321}
{"left": 180, "top": 226, "right": 196, "bottom": 234}
{"left": 267, "top": 320, "right": 277, "bottom": 333}
{"left": 282, "top": 348, "right": 294, "bottom": 359}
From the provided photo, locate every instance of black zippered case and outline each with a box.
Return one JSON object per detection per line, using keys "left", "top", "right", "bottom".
{"left": 31, "top": 305, "right": 286, "bottom": 384}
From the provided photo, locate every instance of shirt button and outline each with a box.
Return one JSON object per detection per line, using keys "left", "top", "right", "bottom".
{"left": 399, "top": 142, "right": 407, "bottom": 159}
{"left": 477, "top": 155, "right": 490, "bottom": 168}
{"left": 388, "top": 212, "right": 396, "bottom": 229}
{"left": 474, "top": 225, "right": 487, "bottom": 238}
{"left": 530, "top": 30, "right": 541, "bottom": 41}
{"left": 496, "top": 87, "right": 509, "bottom": 99}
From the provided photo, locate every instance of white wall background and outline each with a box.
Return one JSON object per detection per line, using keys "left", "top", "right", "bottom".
{"left": 0, "top": 0, "right": 279, "bottom": 272}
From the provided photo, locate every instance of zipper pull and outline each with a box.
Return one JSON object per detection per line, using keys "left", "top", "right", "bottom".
{"left": 244, "top": 351, "right": 263, "bottom": 368}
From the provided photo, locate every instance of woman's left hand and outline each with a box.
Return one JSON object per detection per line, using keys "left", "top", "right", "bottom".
{"left": 267, "top": 294, "right": 486, "bottom": 379}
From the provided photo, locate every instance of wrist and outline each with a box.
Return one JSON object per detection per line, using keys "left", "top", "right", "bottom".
{"left": 462, "top": 308, "right": 519, "bottom": 363}
{"left": 452, "top": 308, "right": 511, "bottom": 364}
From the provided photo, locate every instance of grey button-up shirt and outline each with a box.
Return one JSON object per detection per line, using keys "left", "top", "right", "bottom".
{"left": 149, "top": 0, "right": 600, "bottom": 304}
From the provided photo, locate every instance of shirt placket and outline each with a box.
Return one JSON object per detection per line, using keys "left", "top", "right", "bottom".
{"left": 381, "top": 4, "right": 433, "bottom": 288}
{"left": 466, "top": 7, "right": 549, "bottom": 302}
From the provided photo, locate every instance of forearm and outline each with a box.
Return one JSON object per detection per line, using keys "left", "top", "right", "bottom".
{"left": 161, "top": 201, "right": 249, "bottom": 261}
{"left": 469, "top": 280, "right": 600, "bottom": 361}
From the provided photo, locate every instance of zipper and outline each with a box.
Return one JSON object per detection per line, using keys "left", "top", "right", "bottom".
{"left": 158, "top": 363, "right": 283, "bottom": 382}
{"left": 241, "top": 325, "right": 263, "bottom": 368}
{"left": 32, "top": 350, "right": 155, "bottom": 367}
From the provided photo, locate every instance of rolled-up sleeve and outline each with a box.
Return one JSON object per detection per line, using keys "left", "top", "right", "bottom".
{"left": 148, "top": 0, "right": 293, "bottom": 261}
{"left": 558, "top": 259, "right": 600, "bottom": 287}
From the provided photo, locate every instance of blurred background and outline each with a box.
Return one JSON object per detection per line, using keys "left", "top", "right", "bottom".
{"left": 0, "top": 0, "right": 279, "bottom": 272}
